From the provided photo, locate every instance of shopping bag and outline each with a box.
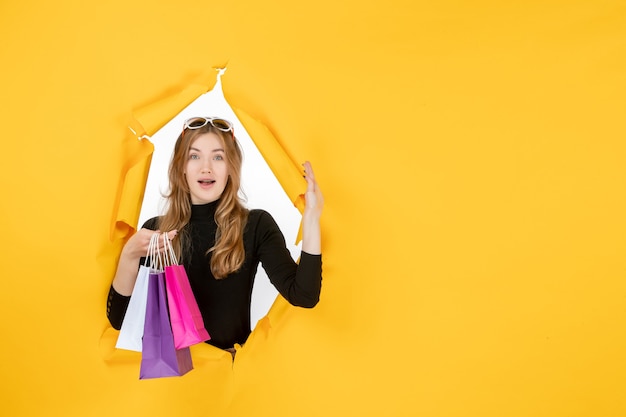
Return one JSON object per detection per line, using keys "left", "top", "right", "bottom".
{"left": 139, "top": 271, "right": 193, "bottom": 379}
{"left": 162, "top": 234, "right": 210, "bottom": 349}
{"left": 115, "top": 233, "right": 159, "bottom": 352}
{"left": 165, "top": 264, "right": 211, "bottom": 348}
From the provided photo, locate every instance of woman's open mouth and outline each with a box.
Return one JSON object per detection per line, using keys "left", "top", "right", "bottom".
{"left": 198, "top": 179, "right": 215, "bottom": 188}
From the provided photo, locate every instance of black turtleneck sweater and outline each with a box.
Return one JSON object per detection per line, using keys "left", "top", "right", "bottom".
{"left": 107, "top": 201, "right": 322, "bottom": 350}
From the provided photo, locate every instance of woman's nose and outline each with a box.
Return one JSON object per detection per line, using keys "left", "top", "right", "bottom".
{"left": 201, "top": 161, "right": 212, "bottom": 173}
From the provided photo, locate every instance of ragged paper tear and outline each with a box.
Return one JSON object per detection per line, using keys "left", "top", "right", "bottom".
{"left": 112, "top": 67, "right": 306, "bottom": 333}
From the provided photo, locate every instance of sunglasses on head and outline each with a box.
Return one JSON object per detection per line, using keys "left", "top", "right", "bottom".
{"left": 183, "top": 117, "right": 233, "bottom": 132}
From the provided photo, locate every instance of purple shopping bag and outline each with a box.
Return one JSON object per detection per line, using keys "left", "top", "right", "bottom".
{"left": 139, "top": 271, "right": 193, "bottom": 379}
{"left": 165, "top": 264, "right": 211, "bottom": 349}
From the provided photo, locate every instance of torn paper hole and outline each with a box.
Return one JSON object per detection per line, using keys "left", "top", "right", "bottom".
{"left": 137, "top": 71, "right": 302, "bottom": 329}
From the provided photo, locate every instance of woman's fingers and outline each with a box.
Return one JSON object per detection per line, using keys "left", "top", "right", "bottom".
{"left": 303, "top": 160, "right": 315, "bottom": 179}
{"left": 153, "top": 230, "right": 178, "bottom": 253}
{"left": 130, "top": 229, "right": 178, "bottom": 255}
{"left": 302, "top": 161, "right": 324, "bottom": 215}
{"left": 303, "top": 161, "right": 317, "bottom": 189}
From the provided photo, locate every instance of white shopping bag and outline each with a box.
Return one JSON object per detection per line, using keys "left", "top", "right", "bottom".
{"left": 115, "top": 233, "right": 159, "bottom": 351}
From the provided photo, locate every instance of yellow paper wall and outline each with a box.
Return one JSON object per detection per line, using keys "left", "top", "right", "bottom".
{"left": 1, "top": 1, "right": 625, "bottom": 416}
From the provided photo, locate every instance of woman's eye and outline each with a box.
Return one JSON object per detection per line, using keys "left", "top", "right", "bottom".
{"left": 214, "top": 155, "right": 224, "bottom": 161}
{"left": 189, "top": 154, "right": 199, "bottom": 160}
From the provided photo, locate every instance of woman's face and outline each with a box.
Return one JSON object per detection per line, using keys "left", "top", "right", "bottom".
{"left": 184, "top": 132, "right": 230, "bottom": 204}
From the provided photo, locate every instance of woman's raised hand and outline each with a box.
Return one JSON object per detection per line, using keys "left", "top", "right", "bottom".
{"left": 113, "top": 229, "right": 177, "bottom": 295}
{"left": 303, "top": 161, "right": 324, "bottom": 219}
{"left": 121, "top": 229, "right": 178, "bottom": 260}
{"left": 301, "top": 161, "right": 323, "bottom": 255}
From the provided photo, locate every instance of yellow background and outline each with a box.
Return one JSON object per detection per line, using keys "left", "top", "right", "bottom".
{"left": 1, "top": 1, "right": 625, "bottom": 416}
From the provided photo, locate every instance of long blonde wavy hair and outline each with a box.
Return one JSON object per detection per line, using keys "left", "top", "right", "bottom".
{"left": 158, "top": 123, "right": 248, "bottom": 278}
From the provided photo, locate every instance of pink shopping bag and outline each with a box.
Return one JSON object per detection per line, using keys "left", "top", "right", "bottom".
{"left": 165, "top": 264, "right": 211, "bottom": 349}
{"left": 161, "top": 233, "right": 210, "bottom": 349}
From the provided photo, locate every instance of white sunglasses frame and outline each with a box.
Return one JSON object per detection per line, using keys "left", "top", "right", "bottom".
{"left": 183, "top": 116, "right": 233, "bottom": 132}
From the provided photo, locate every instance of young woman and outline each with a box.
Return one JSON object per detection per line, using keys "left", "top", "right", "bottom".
{"left": 107, "top": 116, "right": 323, "bottom": 354}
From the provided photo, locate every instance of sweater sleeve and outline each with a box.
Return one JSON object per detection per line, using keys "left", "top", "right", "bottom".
{"left": 105, "top": 216, "right": 159, "bottom": 329}
{"left": 253, "top": 210, "right": 322, "bottom": 308}
{"left": 107, "top": 286, "right": 130, "bottom": 330}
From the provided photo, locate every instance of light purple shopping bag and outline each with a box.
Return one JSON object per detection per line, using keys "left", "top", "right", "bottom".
{"left": 139, "top": 271, "right": 193, "bottom": 379}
